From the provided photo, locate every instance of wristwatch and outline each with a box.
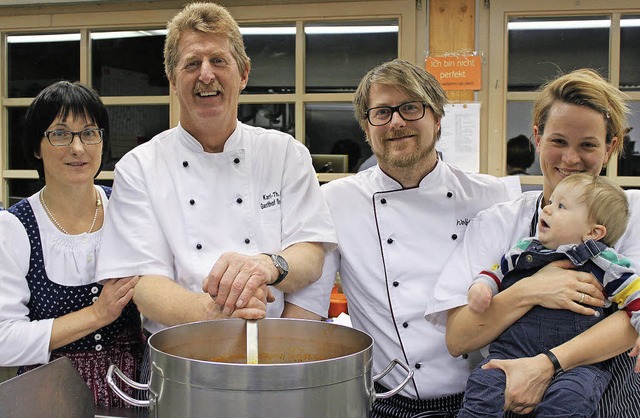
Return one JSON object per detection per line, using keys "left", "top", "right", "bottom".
{"left": 262, "top": 253, "right": 289, "bottom": 286}
{"left": 542, "top": 350, "right": 564, "bottom": 379}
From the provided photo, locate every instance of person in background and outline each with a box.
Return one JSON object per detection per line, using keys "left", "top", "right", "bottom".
{"left": 426, "top": 68, "right": 640, "bottom": 417}
{"left": 461, "top": 173, "right": 640, "bottom": 417}
{"left": 0, "top": 81, "right": 143, "bottom": 407}
{"left": 96, "top": 2, "right": 336, "bottom": 344}
{"left": 506, "top": 134, "right": 536, "bottom": 175}
{"left": 617, "top": 127, "right": 636, "bottom": 176}
{"left": 311, "top": 59, "right": 516, "bottom": 418}
{"left": 330, "top": 138, "right": 363, "bottom": 173}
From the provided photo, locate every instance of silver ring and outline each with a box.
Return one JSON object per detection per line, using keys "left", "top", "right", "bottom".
{"left": 579, "top": 292, "right": 585, "bottom": 303}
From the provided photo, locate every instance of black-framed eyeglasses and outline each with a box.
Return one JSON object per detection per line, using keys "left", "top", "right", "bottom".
{"left": 43, "top": 128, "right": 104, "bottom": 147}
{"left": 365, "top": 101, "right": 427, "bottom": 126}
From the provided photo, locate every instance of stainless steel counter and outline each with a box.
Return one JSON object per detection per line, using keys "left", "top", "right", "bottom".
{"left": 0, "top": 357, "right": 150, "bottom": 418}
{"left": 0, "top": 357, "right": 94, "bottom": 417}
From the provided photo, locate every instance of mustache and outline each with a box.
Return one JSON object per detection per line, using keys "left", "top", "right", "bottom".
{"left": 193, "top": 81, "right": 223, "bottom": 95}
{"left": 382, "top": 128, "right": 419, "bottom": 141}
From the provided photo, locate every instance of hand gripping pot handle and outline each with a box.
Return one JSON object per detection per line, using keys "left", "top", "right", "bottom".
{"left": 372, "top": 358, "right": 414, "bottom": 399}
{"left": 106, "top": 364, "right": 150, "bottom": 408}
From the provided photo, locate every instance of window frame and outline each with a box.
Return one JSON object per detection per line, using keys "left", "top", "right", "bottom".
{"left": 485, "top": 0, "right": 640, "bottom": 189}
{"left": 0, "top": 0, "right": 418, "bottom": 204}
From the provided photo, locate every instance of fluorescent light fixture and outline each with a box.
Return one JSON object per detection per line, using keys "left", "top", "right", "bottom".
{"left": 305, "top": 25, "right": 398, "bottom": 34}
{"left": 241, "top": 27, "right": 295, "bottom": 35}
{"left": 240, "top": 25, "right": 398, "bottom": 35}
{"left": 8, "top": 25, "right": 399, "bottom": 43}
{"left": 8, "top": 30, "right": 167, "bottom": 43}
{"left": 90, "top": 30, "right": 167, "bottom": 40}
{"left": 7, "top": 33, "right": 80, "bottom": 43}
{"left": 509, "top": 19, "right": 640, "bottom": 30}
{"left": 622, "top": 19, "right": 640, "bottom": 27}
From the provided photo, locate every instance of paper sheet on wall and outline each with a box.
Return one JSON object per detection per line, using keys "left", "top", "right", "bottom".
{"left": 437, "top": 103, "right": 481, "bottom": 173}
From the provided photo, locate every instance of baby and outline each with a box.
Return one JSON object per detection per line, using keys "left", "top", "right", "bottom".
{"left": 460, "top": 173, "right": 640, "bottom": 417}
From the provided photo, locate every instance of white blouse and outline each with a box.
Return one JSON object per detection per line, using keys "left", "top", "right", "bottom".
{"left": 0, "top": 186, "right": 109, "bottom": 366}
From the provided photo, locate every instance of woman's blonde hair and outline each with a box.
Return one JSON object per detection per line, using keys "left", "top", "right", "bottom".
{"left": 560, "top": 173, "right": 629, "bottom": 246}
{"left": 164, "top": 2, "right": 250, "bottom": 84}
{"left": 533, "top": 69, "right": 629, "bottom": 157}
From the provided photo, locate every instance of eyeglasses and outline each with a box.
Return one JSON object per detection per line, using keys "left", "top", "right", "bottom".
{"left": 43, "top": 128, "right": 104, "bottom": 147}
{"left": 365, "top": 101, "right": 427, "bottom": 126}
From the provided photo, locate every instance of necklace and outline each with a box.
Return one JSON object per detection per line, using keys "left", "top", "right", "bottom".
{"left": 40, "top": 186, "right": 102, "bottom": 235}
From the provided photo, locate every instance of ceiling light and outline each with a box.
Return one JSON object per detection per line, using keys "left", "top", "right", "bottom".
{"left": 305, "top": 26, "right": 398, "bottom": 34}
{"left": 509, "top": 18, "right": 640, "bottom": 30}
{"left": 8, "top": 33, "right": 80, "bottom": 43}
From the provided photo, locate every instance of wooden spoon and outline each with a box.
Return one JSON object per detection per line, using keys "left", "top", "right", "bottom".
{"left": 246, "top": 319, "right": 259, "bottom": 364}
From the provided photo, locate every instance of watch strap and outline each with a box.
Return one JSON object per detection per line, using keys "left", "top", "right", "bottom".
{"left": 542, "top": 350, "right": 564, "bottom": 378}
{"left": 269, "top": 268, "right": 287, "bottom": 286}
{"left": 262, "top": 253, "right": 288, "bottom": 286}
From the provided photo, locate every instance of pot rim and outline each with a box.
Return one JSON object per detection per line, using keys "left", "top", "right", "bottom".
{"left": 146, "top": 318, "right": 375, "bottom": 390}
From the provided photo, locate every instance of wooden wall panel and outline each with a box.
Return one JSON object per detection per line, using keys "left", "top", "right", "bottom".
{"left": 428, "top": 0, "right": 475, "bottom": 102}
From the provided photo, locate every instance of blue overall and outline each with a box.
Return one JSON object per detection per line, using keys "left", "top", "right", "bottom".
{"left": 459, "top": 240, "right": 612, "bottom": 418}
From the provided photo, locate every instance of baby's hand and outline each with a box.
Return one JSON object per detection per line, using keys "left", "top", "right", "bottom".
{"left": 629, "top": 335, "right": 640, "bottom": 372}
{"left": 468, "top": 283, "right": 493, "bottom": 313}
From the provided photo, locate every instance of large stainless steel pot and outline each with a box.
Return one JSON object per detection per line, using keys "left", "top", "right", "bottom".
{"left": 108, "top": 319, "right": 412, "bottom": 417}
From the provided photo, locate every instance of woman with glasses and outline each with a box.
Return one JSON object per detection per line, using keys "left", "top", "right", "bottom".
{"left": 0, "top": 81, "right": 144, "bottom": 407}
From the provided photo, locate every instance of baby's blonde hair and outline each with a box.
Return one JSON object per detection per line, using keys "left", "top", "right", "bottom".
{"left": 560, "top": 173, "right": 628, "bottom": 246}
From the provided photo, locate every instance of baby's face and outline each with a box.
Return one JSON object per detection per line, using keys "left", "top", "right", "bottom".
{"left": 538, "top": 182, "right": 594, "bottom": 249}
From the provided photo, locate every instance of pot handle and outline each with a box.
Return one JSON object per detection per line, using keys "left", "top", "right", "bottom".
{"left": 372, "top": 358, "right": 414, "bottom": 400}
{"left": 106, "top": 364, "right": 150, "bottom": 408}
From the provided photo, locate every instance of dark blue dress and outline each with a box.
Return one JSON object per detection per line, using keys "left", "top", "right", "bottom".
{"left": 8, "top": 186, "right": 144, "bottom": 407}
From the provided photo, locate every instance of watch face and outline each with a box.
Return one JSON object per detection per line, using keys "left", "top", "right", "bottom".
{"left": 275, "top": 255, "right": 289, "bottom": 272}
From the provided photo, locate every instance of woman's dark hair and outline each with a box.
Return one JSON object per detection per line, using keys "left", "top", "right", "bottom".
{"left": 24, "top": 80, "right": 110, "bottom": 181}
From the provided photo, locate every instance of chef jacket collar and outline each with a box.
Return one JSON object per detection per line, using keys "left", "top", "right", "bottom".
{"left": 177, "top": 121, "right": 243, "bottom": 153}
{"left": 373, "top": 159, "right": 444, "bottom": 191}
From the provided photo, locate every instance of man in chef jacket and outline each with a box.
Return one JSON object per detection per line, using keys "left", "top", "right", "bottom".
{"left": 309, "top": 59, "right": 517, "bottom": 417}
{"left": 95, "top": 2, "right": 337, "bottom": 336}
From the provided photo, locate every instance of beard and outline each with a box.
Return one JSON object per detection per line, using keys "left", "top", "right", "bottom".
{"left": 373, "top": 127, "right": 437, "bottom": 169}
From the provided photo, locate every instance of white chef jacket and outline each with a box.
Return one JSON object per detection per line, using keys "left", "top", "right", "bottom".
{"left": 95, "top": 122, "right": 336, "bottom": 334}
{"left": 0, "top": 187, "right": 109, "bottom": 366}
{"left": 315, "top": 161, "right": 515, "bottom": 399}
{"left": 425, "top": 190, "right": 640, "bottom": 328}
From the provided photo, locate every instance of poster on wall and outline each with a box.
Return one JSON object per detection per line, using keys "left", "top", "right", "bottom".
{"left": 437, "top": 103, "right": 480, "bottom": 173}
{"left": 425, "top": 55, "right": 482, "bottom": 91}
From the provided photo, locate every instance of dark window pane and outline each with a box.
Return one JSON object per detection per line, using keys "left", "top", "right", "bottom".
{"left": 8, "top": 105, "right": 169, "bottom": 171}
{"left": 305, "top": 103, "right": 370, "bottom": 173}
{"left": 5, "top": 179, "right": 113, "bottom": 208}
{"left": 242, "top": 25, "right": 295, "bottom": 94}
{"left": 106, "top": 105, "right": 169, "bottom": 169}
{"left": 95, "top": 179, "right": 114, "bottom": 189}
{"left": 620, "top": 16, "right": 640, "bottom": 92}
{"left": 506, "top": 100, "right": 541, "bottom": 175}
{"left": 618, "top": 101, "right": 640, "bottom": 176}
{"left": 7, "top": 179, "right": 43, "bottom": 207}
{"left": 508, "top": 17, "right": 609, "bottom": 91}
{"left": 7, "top": 107, "right": 29, "bottom": 170}
{"left": 7, "top": 34, "right": 80, "bottom": 98}
{"left": 305, "top": 21, "right": 398, "bottom": 93}
{"left": 239, "top": 103, "right": 294, "bottom": 134}
{"left": 91, "top": 30, "right": 168, "bottom": 96}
